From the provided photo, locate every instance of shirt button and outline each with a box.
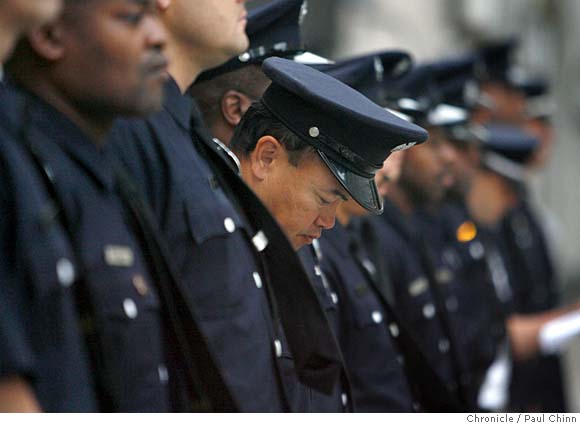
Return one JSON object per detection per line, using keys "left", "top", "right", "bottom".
{"left": 252, "top": 272, "right": 263, "bottom": 289}
{"left": 224, "top": 217, "right": 236, "bottom": 233}
{"left": 56, "top": 258, "right": 75, "bottom": 287}
{"left": 389, "top": 322, "right": 400, "bottom": 338}
{"left": 371, "top": 311, "right": 383, "bottom": 324}
{"left": 330, "top": 292, "right": 339, "bottom": 304}
{"left": 397, "top": 355, "right": 405, "bottom": 365}
{"left": 274, "top": 339, "right": 282, "bottom": 358}
{"left": 123, "top": 298, "right": 138, "bottom": 319}
{"left": 314, "top": 265, "right": 322, "bottom": 276}
{"left": 469, "top": 241, "right": 485, "bottom": 260}
{"left": 158, "top": 364, "right": 169, "bottom": 385}
{"left": 438, "top": 338, "right": 450, "bottom": 353}
{"left": 422, "top": 303, "right": 436, "bottom": 319}
{"left": 132, "top": 274, "right": 149, "bottom": 296}
{"left": 341, "top": 393, "right": 348, "bottom": 407}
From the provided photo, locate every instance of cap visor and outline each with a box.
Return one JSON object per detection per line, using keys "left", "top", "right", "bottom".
{"left": 317, "top": 150, "right": 383, "bottom": 214}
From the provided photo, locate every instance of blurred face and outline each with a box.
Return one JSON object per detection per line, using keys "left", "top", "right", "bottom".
{"left": 445, "top": 138, "right": 481, "bottom": 200}
{"left": 163, "top": 0, "right": 248, "bottom": 70}
{"left": 244, "top": 138, "right": 349, "bottom": 250}
{"left": 53, "top": 0, "right": 168, "bottom": 117}
{"left": 478, "top": 82, "right": 526, "bottom": 125}
{"left": 375, "top": 150, "right": 405, "bottom": 198}
{"left": 0, "top": 0, "right": 62, "bottom": 61}
{"left": 398, "top": 127, "right": 456, "bottom": 209}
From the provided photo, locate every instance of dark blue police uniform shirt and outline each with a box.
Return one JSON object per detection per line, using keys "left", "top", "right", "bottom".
{"left": 110, "top": 78, "right": 304, "bottom": 412}
{"left": 420, "top": 203, "right": 506, "bottom": 405}
{"left": 0, "top": 105, "right": 96, "bottom": 413}
{"left": 317, "top": 222, "right": 413, "bottom": 412}
{"left": 297, "top": 245, "right": 350, "bottom": 412}
{"left": 361, "top": 200, "right": 459, "bottom": 393}
{"left": 0, "top": 86, "right": 170, "bottom": 411}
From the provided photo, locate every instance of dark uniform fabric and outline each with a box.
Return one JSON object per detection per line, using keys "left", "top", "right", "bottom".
{"left": 496, "top": 201, "right": 567, "bottom": 413}
{"left": 359, "top": 199, "right": 468, "bottom": 408}
{"left": 0, "top": 94, "right": 96, "bottom": 413}
{"left": 297, "top": 245, "right": 351, "bottom": 412}
{"left": 0, "top": 85, "right": 176, "bottom": 412}
{"left": 430, "top": 201, "right": 507, "bottom": 406}
{"left": 110, "top": 78, "right": 342, "bottom": 412}
{"left": 317, "top": 222, "right": 414, "bottom": 412}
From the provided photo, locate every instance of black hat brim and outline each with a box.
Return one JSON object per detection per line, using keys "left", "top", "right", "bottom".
{"left": 317, "top": 150, "right": 383, "bottom": 214}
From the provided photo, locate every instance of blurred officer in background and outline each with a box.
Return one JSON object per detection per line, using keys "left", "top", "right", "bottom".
{"left": 110, "top": 0, "right": 344, "bottom": 412}
{"left": 313, "top": 50, "right": 467, "bottom": 412}
{"left": 467, "top": 123, "right": 569, "bottom": 412}
{"left": 467, "top": 40, "right": 569, "bottom": 412}
{"left": 0, "top": 0, "right": 233, "bottom": 412}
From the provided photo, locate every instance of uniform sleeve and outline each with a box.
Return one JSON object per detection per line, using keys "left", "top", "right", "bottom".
{"left": 0, "top": 150, "right": 37, "bottom": 379}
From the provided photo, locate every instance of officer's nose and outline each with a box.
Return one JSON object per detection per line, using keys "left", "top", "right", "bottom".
{"left": 315, "top": 205, "right": 337, "bottom": 231}
{"left": 439, "top": 140, "right": 458, "bottom": 166}
{"left": 144, "top": 12, "right": 168, "bottom": 52}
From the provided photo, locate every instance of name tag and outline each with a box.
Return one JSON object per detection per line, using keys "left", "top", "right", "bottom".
{"left": 104, "top": 245, "right": 134, "bottom": 267}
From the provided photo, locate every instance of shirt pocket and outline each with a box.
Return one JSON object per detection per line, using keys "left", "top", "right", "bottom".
{"left": 182, "top": 195, "right": 256, "bottom": 320}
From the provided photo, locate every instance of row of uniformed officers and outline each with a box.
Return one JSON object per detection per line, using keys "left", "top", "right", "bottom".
{"left": 0, "top": 0, "right": 574, "bottom": 413}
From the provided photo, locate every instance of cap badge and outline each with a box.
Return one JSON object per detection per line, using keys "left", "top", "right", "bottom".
{"left": 309, "top": 126, "right": 320, "bottom": 138}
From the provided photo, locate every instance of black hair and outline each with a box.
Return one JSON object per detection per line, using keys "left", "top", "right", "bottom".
{"left": 230, "top": 100, "right": 314, "bottom": 167}
{"left": 189, "top": 65, "right": 271, "bottom": 129}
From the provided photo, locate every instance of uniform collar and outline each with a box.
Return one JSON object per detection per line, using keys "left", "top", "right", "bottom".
{"left": 162, "top": 76, "right": 193, "bottom": 133}
{"left": 22, "top": 87, "right": 116, "bottom": 191}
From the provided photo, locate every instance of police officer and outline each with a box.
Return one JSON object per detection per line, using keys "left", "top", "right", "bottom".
{"left": 306, "top": 50, "right": 464, "bottom": 412}
{"left": 189, "top": 1, "right": 349, "bottom": 411}
{"left": 342, "top": 61, "right": 499, "bottom": 410}
{"left": 228, "top": 56, "right": 428, "bottom": 411}
{"left": 0, "top": 0, "right": 231, "bottom": 412}
{"left": 110, "top": 0, "right": 343, "bottom": 412}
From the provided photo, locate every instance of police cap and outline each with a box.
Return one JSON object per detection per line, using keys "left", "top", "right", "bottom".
{"left": 261, "top": 57, "right": 428, "bottom": 214}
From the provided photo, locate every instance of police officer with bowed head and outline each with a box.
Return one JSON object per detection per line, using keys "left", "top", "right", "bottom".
{"left": 110, "top": 0, "right": 344, "bottom": 412}
{"left": 190, "top": 2, "right": 353, "bottom": 411}
{"left": 0, "top": 0, "right": 234, "bottom": 412}
{"left": 190, "top": 0, "right": 329, "bottom": 148}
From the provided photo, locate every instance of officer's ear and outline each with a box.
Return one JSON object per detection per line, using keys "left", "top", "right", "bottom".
{"left": 27, "top": 23, "right": 65, "bottom": 61}
{"left": 221, "top": 90, "right": 254, "bottom": 127}
{"left": 250, "top": 135, "right": 283, "bottom": 180}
